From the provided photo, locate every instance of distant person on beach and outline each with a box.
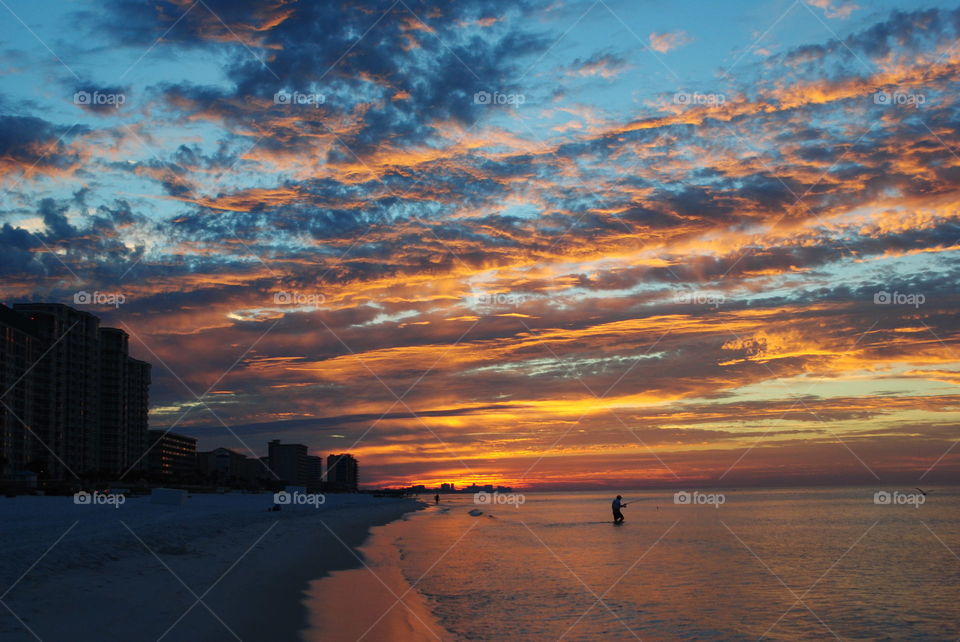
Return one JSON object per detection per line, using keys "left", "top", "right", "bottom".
{"left": 612, "top": 495, "right": 627, "bottom": 523}
{"left": 434, "top": 494, "right": 440, "bottom": 504}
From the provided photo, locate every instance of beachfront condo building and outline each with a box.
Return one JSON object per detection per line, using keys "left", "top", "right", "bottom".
{"left": 0, "top": 303, "right": 152, "bottom": 483}
{"left": 12, "top": 303, "right": 103, "bottom": 479}
{"left": 100, "top": 328, "right": 153, "bottom": 475}
{"left": 326, "top": 453, "right": 359, "bottom": 491}
{"left": 0, "top": 304, "right": 40, "bottom": 481}
{"left": 306, "top": 454, "right": 323, "bottom": 484}
{"left": 268, "top": 439, "right": 311, "bottom": 485}
{"left": 146, "top": 430, "right": 197, "bottom": 479}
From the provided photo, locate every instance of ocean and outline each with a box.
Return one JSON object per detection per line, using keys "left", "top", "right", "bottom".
{"left": 305, "top": 487, "right": 960, "bottom": 640}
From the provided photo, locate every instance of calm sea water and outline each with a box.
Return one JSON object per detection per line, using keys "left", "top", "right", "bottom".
{"left": 352, "top": 487, "right": 960, "bottom": 640}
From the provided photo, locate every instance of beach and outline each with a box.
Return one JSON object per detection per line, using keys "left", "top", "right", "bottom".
{"left": 1, "top": 488, "right": 958, "bottom": 640}
{"left": 302, "top": 517, "right": 452, "bottom": 641}
{"left": 0, "top": 492, "right": 428, "bottom": 641}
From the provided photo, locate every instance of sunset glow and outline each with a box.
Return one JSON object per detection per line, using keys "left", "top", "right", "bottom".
{"left": 2, "top": 0, "right": 959, "bottom": 489}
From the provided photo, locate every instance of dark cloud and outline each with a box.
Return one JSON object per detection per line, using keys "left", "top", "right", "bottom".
{"left": 0, "top": 115, "right": 84, "bottom": 172}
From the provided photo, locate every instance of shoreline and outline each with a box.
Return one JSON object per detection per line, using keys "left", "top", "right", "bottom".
{"left": 302, "top": 506, "right": 452, "bottom": 641}
{"left": 0, "top": 493, "right": 425, "bottom": 641}
{"left": 207, "top": 496, "right": 429, "bottom": 641}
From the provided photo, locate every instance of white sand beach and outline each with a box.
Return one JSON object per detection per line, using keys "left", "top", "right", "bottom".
{"left": 0, "top": 492, "right": 428, "bottom": 641}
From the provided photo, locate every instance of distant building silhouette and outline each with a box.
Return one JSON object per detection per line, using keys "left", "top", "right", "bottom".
{"left": 257, "top": 456, "right": 272, "bottom": 481}
{"left": 268, "top": 439, "right": 310, "bottom": 485}
{"left": 198, "top": 446, "right": 247, "bottom": 482}
{"left": 326, "top": 453, "right": 358, "bottom": 491}
{"left": 146, "top": 430, "right": 197, "bottom": 479}
{"left": 0, "top": 303, "right": 152, "bottom": 483}
{"left": 306, "top": 455, "right": 323, "bottom": 485}
{"left": 197, "top": 446, "right": 272, "bottom": 485}
{"left": 194, "top": 443, "right": 340, "bottom": 490}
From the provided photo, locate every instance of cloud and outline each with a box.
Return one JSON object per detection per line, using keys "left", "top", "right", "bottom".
{"left": 566, "top": 53, "right": 631, "bottom": 79}
{"left": 0, "top": 115, "right": 85, "bottom": 181}
{"left": 2, "top": 3, "right": 959, "bottom": 486}
{"left": 648, "top": 30, "right": 692, "bottom": 53}
{"left": 806, "top": 0, "right": 858, "bottom": 20}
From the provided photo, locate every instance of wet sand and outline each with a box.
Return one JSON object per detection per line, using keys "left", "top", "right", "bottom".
{"left": 302, "top": 512, "right": 451, "bottom": 641}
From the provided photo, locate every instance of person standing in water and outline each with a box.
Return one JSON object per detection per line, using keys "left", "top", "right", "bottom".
{"left": 612, "top": 495, "right": 627, "bottom": 523}
{"left": 434, "top": 493, "right": 440, "bottom": 505}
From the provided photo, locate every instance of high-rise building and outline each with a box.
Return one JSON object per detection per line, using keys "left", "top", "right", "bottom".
{"left": 268, "top": 439, "right": 309, "bottom": 484}
{"left": 126, "top": 358, "right": 151, "bottom": 476}
{"left": 14, "top": 303, "right": 102, "bottom": 478}
{"left": 0, "top": 304, "right": 40, "bottom": 478}
{"left": 99, "top": 328, "right": 130, "bottom": 475}
{"left": 326, "top": 453, "right": 358, "bottom": 491}
{"left": 0, "top": 303, "right": 153, "bottom": 482}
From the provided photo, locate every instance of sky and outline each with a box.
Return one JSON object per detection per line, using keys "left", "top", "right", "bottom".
{"left": 1, "top": 0, "right": 959, "bottom": 489}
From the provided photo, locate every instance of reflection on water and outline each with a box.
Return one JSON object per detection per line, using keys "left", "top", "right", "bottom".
{"left": 364, "top": 487, "right": 960, "bottom": 640}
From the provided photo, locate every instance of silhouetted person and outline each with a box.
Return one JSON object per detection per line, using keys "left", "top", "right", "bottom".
{"left": 434, "top": 494, "right": 440, "bottom": 505}
{"left": 612, "top": 495, "right": 627, "bottom": 523}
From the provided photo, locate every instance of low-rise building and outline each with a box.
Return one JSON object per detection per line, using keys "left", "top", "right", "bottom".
{"left": 146, "top": 430, "right": 197, "bottom": 480}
